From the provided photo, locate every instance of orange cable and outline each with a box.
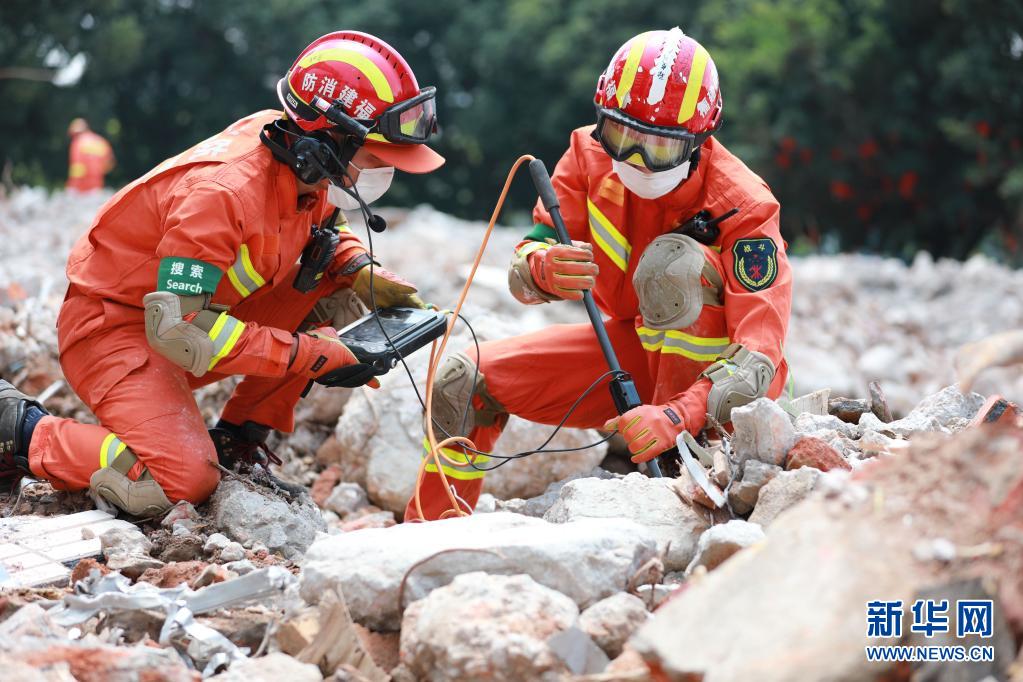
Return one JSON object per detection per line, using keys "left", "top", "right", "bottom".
{"left": 412, "top": 154, "right": 536, "bottom": 521}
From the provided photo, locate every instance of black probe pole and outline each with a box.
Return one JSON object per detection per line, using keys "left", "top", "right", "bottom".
{"left": 529, "top": 159, "right": 663, "bottom": 478}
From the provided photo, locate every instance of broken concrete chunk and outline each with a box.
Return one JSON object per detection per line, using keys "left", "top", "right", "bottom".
{"left": 323, "top": 481, "right": 370, "bottom": 517}
{"left": 299, "top": 512, "right": 658, "bottom": 631}
{"left": 1, "top": 636, "right": 196, "bottom": 681}
{"left": 545, "top": 472, "right": 709, "bottom": 571}
{"left": 310, "top": 465, "right": 343, "bottom": 507}
{"left": 496, "top": 468, "right": 614, "bottom": 518}
{"left": 155, "top": 533, "right": 205, "bottom": 563}
{"left": 400, "top": 572, "right": 579, "bottom": 682}
{"left": 100, "top": 526, "right": 164, "bottom": 579}
{"left": 857, "top": 429, "right": 900, "bottom": 457}
{"left": 99, "top": 525, "right": 152, "bottom": 556}
{"left": 161, "top": 500, "right": 200, "bottom": 528}
{"left": 785, "top": 436, "right": 851, "bottom": 473}
{"left": 219, "top": 542, "right": 246, "bottom": 563}
{"left": 868, "top": 381, "right": 893, "bottom": 422}
{"left": 631, "top": 500, "right": 925, "bottom": 682}
{"left": 711, "top": 450, "right": 731, "bottom": 488}
{"left": 204, "top": 533, "right": 231, "bottom": 554}
{"left": 547, "top": 625, "right": 610, "bottom": 676}
{"left": 340, "top": 510, "right": 396, "bottom": 532}
{"left": 210, "top": 652, "right": 323, "bottom": 681}
{"left": 474, "top": 493, "right": 498, "bottom": 513}
{"left": 685, "top": 520, "right": 765, "bottom": 574}
{"left": 208, "top": 479, "right": 326, "bottom": 559}
{"left": 0, "top": 603, "right": 68, "bottom": 640}
{"left": 748, "top": 468, "right": 820, "bottom": 527}
{"left": 578, "top": 592, "right": 649, "bottom": 659}
{"left": 901, "top": 385, "right": 986, "bottom": 431}
{"left": 224, "top": 559, "right": 256, "bottom": 576}
{"left": 631, "top": 427, "right": 1023, "bottom": 682}
{"left": 793, "top": 412, "right": 859, "bottom": 441}
{"left": 730, "top": 398, "right": 797, "bottom": 467}
{"left": 828, "top": 396, "right": 871, "bottom": 424}
{"left": 727, "top": 460, "right": 782, "bottom": 516}
{"left": 872, "top": 385, "right": 987, "bottom": 438}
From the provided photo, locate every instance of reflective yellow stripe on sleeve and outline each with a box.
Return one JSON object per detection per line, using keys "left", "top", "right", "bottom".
{"left": 226, "top": 244, "right": 266, "bottom": 298}
{"left": 99, "top": 433, "right": 127, "bottom": 469}
{"left": 515, "top": 241, "right": 551, "bottom": 259}
{"left": 421, "top": 438, "right": 489, "bottom": 481}
{"left": 207, "top": 312, "right": 245, "bottom": 370}
{"left": 586, "top": 199, "right": 631, "bottom": 272}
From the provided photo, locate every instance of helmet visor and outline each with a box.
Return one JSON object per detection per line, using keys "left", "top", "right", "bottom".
{"left": 595, "top": 109, "right": 697, "bottom": 171}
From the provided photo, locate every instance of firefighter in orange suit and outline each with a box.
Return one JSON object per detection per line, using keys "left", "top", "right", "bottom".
{"left": 0, "top": 31, "right": 443, "bottom": 515}
{"left": 66, "top": 118, "right": 115, "bottom": 192}
{"left": 407, "top": 28, "right": 791, "bottom": 521}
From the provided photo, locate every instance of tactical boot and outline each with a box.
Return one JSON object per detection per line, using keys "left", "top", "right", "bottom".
{"left": 0, "top": 380, "right": 46, "bottom": 482}
{"left": 208, "top": 420, "right": 306, "bottom": 497}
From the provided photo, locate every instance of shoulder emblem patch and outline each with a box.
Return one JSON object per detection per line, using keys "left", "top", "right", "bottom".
{"left": 732, "top": 238, "right": 778, "bottom": 292}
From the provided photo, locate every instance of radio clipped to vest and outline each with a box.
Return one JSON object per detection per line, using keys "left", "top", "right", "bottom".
{"left": 674, "top": 207, "right": 739, "bottom": 245}
{"left": 293, "top": 207, "right": 341, "bottom": 293}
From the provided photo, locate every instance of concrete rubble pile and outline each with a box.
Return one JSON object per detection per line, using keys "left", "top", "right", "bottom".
{"left": 0, "top": 191, "right": 1022, "bottom": 680}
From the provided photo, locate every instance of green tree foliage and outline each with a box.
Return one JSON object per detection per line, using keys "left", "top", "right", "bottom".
{"left": 702, "top": 0, "right": 1023, "bottom": 259}
{"left": 1, "top": 0, "right": 1020, "bottom": 259}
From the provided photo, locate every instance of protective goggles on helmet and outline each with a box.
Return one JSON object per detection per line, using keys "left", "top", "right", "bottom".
{"left": 373, "top": 86, "right": 438, "bottom": 145}
{"left": 592, "top": 107, "right": 716, "bottom": 171}
{"left": 284, "top": 78, "right": 438, "bottom": 145}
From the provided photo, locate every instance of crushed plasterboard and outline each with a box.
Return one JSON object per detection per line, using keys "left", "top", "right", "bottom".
{"left": 0, "top": 509, "right": 135, "bottom": 588}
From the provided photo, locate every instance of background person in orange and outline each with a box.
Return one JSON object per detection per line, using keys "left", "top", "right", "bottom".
{"left": 0, "top": 31, "right": 444, "bottom": 516}
{"left": 408, "top": 27, "right": 792, "bottom": 521}
{"left": 66, "top": 118, "right": 115, "bottom": 192}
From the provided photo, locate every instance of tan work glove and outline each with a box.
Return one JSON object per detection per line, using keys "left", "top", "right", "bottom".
{"left": 528, "top": 240, "right": 599, "bottom": 301}
{"left": 353, "top": 267, "right": 426, "bottom": 309}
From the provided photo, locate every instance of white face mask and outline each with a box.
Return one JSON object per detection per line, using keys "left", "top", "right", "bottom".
{"left": 327, "top": 165, "right": 395, "bottom": 210}
{"left": 612, "top": 159, "right": 691, "bottom": 200}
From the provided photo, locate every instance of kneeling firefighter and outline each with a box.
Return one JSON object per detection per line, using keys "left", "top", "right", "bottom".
{"left": 407, "top": 27, "right": 791, "bottom": 521}
{"left": 0, "top": 31, "right": 443, "bottom": 515}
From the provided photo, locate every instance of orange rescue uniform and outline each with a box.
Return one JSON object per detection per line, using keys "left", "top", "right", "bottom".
{"left": 408, "top": 127, "right": 792, "bottom": 520}
{"left": 31, "top": 111, "right": 367, "bottom": 503}
{"left": 67, "top": 130, "right": 115, "bottom": 192}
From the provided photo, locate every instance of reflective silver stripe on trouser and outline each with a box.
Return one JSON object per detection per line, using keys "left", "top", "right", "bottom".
{"left": 636, "top": 327, "right": 732, "bottom": 362}
{"left": 99, "top": 433, "right": 127, "bottom": 469}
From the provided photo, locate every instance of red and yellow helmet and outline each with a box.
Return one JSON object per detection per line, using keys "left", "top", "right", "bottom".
{"left": 593, "top": 28, "right": 722, "bottom": 171}
{"left": 278, "top": 31, "right": 443, "bottom": 173}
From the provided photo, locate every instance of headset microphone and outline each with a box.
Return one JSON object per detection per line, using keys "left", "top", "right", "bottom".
{"left": 368, "top": 213, "right": 387, "bottom": 233}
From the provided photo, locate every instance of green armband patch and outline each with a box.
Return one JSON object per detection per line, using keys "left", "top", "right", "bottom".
{"left": 157, "top": 257, "right": 223, "bottom": 295}
{"left": 524, "top": 223, "right": 558, "bottom": 242}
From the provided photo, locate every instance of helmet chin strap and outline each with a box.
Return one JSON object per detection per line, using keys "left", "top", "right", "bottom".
{"left": 689, "top": 146, "right": 702, "bottom": 174}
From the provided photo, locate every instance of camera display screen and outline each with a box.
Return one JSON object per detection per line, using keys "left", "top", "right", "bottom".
{"left": 341, "top": 309, "right": 416, "bottom": 344}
